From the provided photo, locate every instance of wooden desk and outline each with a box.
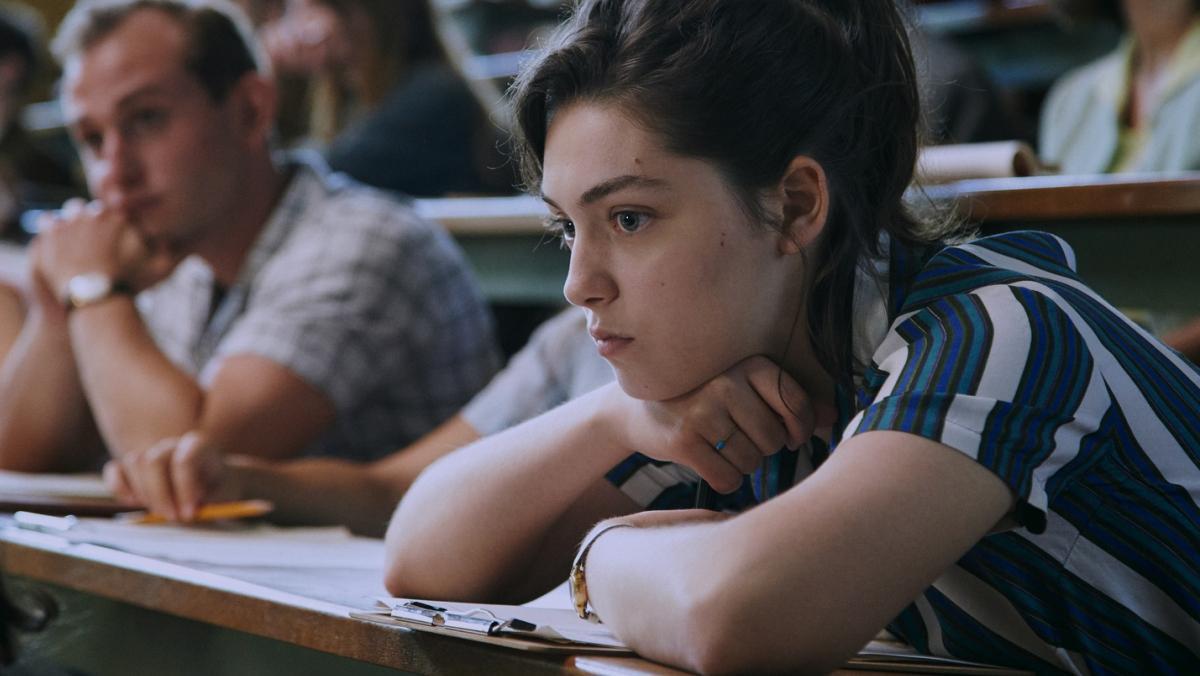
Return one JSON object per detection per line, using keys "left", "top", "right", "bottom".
{"left": 420, "top": 174, "right": 1200, "bottom": 316}
{"left": 0, "top": 527, "right": 690, "bottom": 676}
{"left": 0, "top": 527, "right": 923, "bottom": 676}
{"left": 415, "top": 196, "right": 566, "bottom": 306}
{"left": 922, "top": 173, "right": 1200, "bottom": 315}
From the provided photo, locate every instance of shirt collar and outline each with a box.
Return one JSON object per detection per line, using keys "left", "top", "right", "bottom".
{"left": 230, "top": 153, "right": 330, "bottom": 292}
{"left": 851, "top": 238, "right": 891, "bottom": 381}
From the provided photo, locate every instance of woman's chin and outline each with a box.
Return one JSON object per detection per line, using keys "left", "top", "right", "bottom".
{"left": 614, "top": 370, "right": 695, "bottom": 402}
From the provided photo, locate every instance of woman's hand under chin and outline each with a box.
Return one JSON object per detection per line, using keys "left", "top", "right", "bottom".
{"left": 605, "top": 355, "right": 834, "bottom": 494}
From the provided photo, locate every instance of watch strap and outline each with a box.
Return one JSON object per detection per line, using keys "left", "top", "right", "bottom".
{"left": 63, "top": 275, "right": 132, "bottom": 313}
{"left": 569, "top": 522, "right": 634, "bottom": 622}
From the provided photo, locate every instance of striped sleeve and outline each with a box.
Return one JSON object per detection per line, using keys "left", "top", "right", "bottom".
{"left": 843, "top": 282, "right": 1111, "bottom": 533}
{"left": 604, "top": 453, "right": 703, "bottom": 510}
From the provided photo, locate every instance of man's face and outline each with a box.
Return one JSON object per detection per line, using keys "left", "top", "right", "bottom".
{"left": 61, "top": 9, "right": 249, "bottom": 253}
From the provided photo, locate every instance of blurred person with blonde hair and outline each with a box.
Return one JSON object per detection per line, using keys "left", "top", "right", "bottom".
{"left": 263, "top": 0, "right": 513, "bottom": 196}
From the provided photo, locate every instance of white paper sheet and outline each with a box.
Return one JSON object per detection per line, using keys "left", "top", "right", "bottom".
{"left": 523, "top": 580, "right": 573, "bottom": 610}
{"left": 59, "top": 519, "right": 384, "bottom": 570}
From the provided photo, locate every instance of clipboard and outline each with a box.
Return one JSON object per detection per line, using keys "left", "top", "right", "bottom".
{"left": 351, "top": 599, "right": 633, "bottom": 655}
{"left": 354, "top": 599, "right": 1031, "bottom": 673}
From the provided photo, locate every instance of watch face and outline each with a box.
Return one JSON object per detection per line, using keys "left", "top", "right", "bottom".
{"left": 569, "top": 564, "right": 587, "bottom": 616}
{"left": 67, "top": 273, "right": 114, "bottom": 305}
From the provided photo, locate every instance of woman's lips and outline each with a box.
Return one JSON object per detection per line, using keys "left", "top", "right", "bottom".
{"left": 590, "top": 328, "right": 634, "bottom": 358}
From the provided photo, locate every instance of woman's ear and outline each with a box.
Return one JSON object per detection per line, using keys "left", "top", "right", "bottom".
{"left": 777, "top": 156, "right": 829, "bottom": 255}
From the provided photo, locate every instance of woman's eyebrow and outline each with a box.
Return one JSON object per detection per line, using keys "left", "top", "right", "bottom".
{"left": 579, "top": 175, "right": 670, "bottom": 205}
{"left": 541, "top": 175, "right": 671, "bottom": 210}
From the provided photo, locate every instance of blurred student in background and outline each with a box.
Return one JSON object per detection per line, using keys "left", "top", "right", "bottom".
{"left": 261, "top": 0, "right": 514, "bottom": 196}
{"left": 1042, "top": 0, "right": 1200, "bottom": 363}
{"left": 231, "top": 0, "right": 284, "bottom": 26}
{"left": 1041, "top": 0, "right": 1200, "bottom": 173}
{"left": 0, "top": 7, "right": 80, "bottom": 240}
{"left": 105, "top": 308, "right": 612, "bottom": 536}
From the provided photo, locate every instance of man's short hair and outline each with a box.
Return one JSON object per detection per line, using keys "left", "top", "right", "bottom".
{"left": 51, "top": 0, "right": 265, "bottom": 102}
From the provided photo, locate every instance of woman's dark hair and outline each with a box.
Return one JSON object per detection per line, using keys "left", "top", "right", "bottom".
{"left": 511, "top": 0, "right": 936, "bottom": 388}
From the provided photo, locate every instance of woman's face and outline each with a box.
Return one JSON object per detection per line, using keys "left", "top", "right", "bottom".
{"left": 541, "top": 103, "right": 804, "bottom": 401}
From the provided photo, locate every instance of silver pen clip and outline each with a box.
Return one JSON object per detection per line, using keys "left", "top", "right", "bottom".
{"left": 392, "top": 602, "right": 500, "bottom": 634}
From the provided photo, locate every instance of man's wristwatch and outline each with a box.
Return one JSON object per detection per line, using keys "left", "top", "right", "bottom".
{"left": 62, "top": 272, "right": 128, "bottom": 312}
{"left": 569, "top": 523, "right": 634, "bottom": 622}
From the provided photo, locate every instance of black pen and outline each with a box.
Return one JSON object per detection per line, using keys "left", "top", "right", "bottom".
{"left": 693, "top": 480, "right": 714, "bottom": 510}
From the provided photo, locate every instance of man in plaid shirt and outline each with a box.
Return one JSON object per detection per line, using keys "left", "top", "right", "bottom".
{"left": 0, "top": 0, "right": 498, "bottom": 515}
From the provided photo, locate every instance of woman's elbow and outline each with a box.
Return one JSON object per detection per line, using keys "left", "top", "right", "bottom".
{"left": 383, "top": 540, "right": 486, "bottom": 600}
{"left": 382, "top": 540, "right": 433, "bottom": 597}
{"left": 382, "top": 509, "right": 425, "bottom": 597}
{"left": 675, "top": 583, "right": 850, "bottom": 675}
{"left": 382, "top": 556, "right": 413, "bottom": 597}
{"left": 381, "top": 502, "right": 458, "bottom": 598}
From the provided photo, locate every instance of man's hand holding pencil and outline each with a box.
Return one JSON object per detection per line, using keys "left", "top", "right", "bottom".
{"left": 104, "top": 431, "right": 244, "bottom": 523}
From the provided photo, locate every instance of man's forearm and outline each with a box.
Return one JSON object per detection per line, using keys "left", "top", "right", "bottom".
{"left": 0, "top": 312, "right": 102, "bottom": 471}
{"left": 68, "top": 296, "right": 204, "bottom": 457}
{"left": 228, "top": 456, "right": 400, "bottom": 537}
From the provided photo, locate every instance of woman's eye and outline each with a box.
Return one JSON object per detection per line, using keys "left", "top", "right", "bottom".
{"left": 545, "top": 217, "right": 576, "bottom": 246}
{"left": 614, "top": 211, "right": 649, "bottom": 233}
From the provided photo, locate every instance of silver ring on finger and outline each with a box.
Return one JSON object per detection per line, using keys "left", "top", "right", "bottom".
{"left": 714, "top": 427, "right": 738, "bottom": 453}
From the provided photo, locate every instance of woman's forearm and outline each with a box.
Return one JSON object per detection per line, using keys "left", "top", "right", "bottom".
{"left": 584, "top": 432, "right": 1016, "bottom": 675}
{"left": 584, "top": 522, "right": 723, "bottom": 672}
{"left": 384, "top": 384, "right": 635, "bottom": 602}
{"left": 583, "top": 516, "right": 854, "bottom": 674}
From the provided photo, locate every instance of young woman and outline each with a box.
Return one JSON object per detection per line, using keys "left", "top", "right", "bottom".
{"left": 384, "top": 1, "right": 1200, "bottom": 672}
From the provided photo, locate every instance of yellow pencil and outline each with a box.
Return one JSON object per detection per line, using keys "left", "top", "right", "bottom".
{"left": 121, "top": 499, "right": 274, "bottom": 525}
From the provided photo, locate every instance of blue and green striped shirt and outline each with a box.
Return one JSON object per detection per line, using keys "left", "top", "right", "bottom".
{"left": 609, "top": 230, "right": 1200, "bottom": 673}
